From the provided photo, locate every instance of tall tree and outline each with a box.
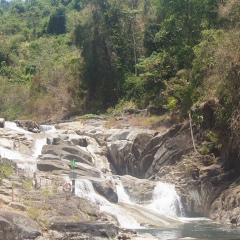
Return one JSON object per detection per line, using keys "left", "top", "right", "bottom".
{"left": 47, "top": 7, "right": 66, "bottom": 35}
{"left": 152, "top": 0, "right": 219, "bottom": 68}
{"left": 73, "top": 0, "right": 140, "bottom": 111}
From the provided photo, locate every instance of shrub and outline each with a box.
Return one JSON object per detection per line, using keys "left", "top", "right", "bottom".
{"left": 0, "top": 159, "right": 14, "bottom": 183}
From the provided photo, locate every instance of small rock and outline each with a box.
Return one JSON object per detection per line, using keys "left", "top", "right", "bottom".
{"left": 8, "top": 202, "right": 26, "bottom": 211}
{"left": 118, "top": 233, "right": 131, "bottom": 240}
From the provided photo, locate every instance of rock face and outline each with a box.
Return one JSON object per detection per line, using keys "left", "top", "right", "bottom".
{"left": 92, "top": 179, "right": 118, "bottom": 203}
{"left": 107, "top": 123, "right": 193, "bottom": 178}
{"left": 141, "top": 123, "right": 193, "bottom": 178}
{"left": 0, "top": 211, "right": 41, "bottom": 240}
{"left": 210, "top": 176, "right": 240, "bottom": 224}
{"left": 182, "top": 163, "right": 240, "bottom": 223}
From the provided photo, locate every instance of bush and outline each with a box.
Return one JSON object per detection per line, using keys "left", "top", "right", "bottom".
{"left": 0, "top": 159, "right": 14, "bottom": 183}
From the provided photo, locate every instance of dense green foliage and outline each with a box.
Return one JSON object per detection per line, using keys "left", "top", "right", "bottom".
{"left": 0, "top": 0, "right": 239, "bottom": 148}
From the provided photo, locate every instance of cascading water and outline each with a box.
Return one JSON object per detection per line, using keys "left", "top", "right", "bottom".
{"left": 17, "top": 137, "right": 47, "bottom": 171}
{"left": 4, "top": 121, "right": 31, "bottom": 134}
{"left": 1, "top": 122, "right": 48, "bottom": 171}
{"left": 73, "top": 178, "right": 141, "bottom": 229}
{"left": 2, "top": 120, "right": 185, "bottom": 227}
{"left": 0, "top": 145, "right": 37, "bottom": 172}
{"left": 147, "top": 182, "right": 184, "bottom": 217}
{"left": 2, "top": 122, "right": 184, "bottom": 230}
{"left": 32, "top": 138, "right": 47, "bottom": 157}
{"left": 75, "top": 179, "right": 109, "bottom": 205}
{"left": 115, "top": 180, "right": 132, "bottom": 204}
{"left": 0, "top": 146, "right": 24, "bottom": 161}
{"left": 39, "top": 125, "right": 55, "bottom": 132}
{"left": 73, "top": 177, "right": 185, "bottom": 229}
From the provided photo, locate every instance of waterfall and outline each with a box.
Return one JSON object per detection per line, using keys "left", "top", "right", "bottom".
{"left": 116, "top": 180, "right": 132, "bottom": 204}
{"left": 0, "top": 145, "right": 37, "bottom": 171}
{"left": 39, "top": 125, "right": 55, "bottom": 132}
{"left": 4, "top": 121, "right": 30, "bottom": 134}
{"left": 0, "top": 131, "right": 46, "bottom": 171}
{"left": 73, "top": 178, "right": 184, "bottom": 228}
{"left": 32, "top": 138, "right": 46, "bottom": 157}
{"left": 0, "top": 146, "right": 24, "bottom": 160}
{"left": 17, "top": 137, "right": 46, "bottom": 171}
{"left": 73, "top": 178, "right": 141, "bottom": 229}
{"left": 1, "top": 122, "right": 185, "bottom": 228}
{"left": 75, "top": 179, "right": 109, "bottom": 205}
{"left": 147, "top": 182, "right": 184, "bottom": 217}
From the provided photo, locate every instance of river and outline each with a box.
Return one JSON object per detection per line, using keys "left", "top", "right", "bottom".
{"left": 137, "top": 217, "right": 240, "bottom": 239}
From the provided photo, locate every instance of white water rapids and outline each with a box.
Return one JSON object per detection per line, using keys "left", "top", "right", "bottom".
{"left": 72, "top": 177, "right": 184, "bottom": 229}
{"left": 148, "top": 181, "right": 184, "bottom": 217}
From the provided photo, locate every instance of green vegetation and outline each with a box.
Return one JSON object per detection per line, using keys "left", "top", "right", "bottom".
{"left": 39, "top": 185, "right": 54, "bottom": 197}
{"left": 0, "top": 0, "right": 240, "bottom": 158}
{"left": 0, "top": 159, "right": 14, "bottom": 183}
{"left": 22, "top": 178, "right": 34, "bottom": 191}
{"left": 27, "top": 207, "right": 41, "bottom": 220}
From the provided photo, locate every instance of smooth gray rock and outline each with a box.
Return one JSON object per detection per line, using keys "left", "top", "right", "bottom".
{"left": 41, "top": 144, "right": 93, "bottom": 165}
{"left": 37, "top": 160, "right": 69, "bottom": 171}
{"left": 49, "top": 221, "right": 118, "bottom": 238}
{"left": 0, "top": 211, "right": 41, "bottom": 240}
{"left": 92, "top": 179, "right": 118, "bottom": 203}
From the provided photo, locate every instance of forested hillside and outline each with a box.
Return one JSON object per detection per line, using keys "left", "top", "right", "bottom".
{"left": 0, "top": 0, "right": 240, "bottom": 147}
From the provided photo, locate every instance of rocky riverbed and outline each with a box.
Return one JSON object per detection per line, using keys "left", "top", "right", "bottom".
{"left": 0, "top": 115, "right": 240, "bottom": 239}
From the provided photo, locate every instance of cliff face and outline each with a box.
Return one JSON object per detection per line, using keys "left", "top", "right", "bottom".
{"left": 0, "top": 116, "right": 239, "bottom": 238}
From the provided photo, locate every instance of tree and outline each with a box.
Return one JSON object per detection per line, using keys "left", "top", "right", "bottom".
{"left": 72, "top": 0, "right": 137, "bottom": 111}
{"left": 124, "top": 51, "right": 177, "bottom": 108}
{"left": 152, "top": 0, "right": 219, "bottom": 68}
{"left": 47, "top": 7, "right": 66, "bottom": 35}
{"left": 11, "top": 2, "right": 26, "bottom": 14}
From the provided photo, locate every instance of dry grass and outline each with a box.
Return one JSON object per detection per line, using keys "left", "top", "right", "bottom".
{"left": 104, "top": 114, "right": 169, "bottom": 131}
{"left": 219, "top": 0, "right": 240, "bottom": 26}
{"left": 129, "top": 115, "right": 167, "bottom": 130}
{"left": 104, "top": 117, "right": 124, "bottom": 129}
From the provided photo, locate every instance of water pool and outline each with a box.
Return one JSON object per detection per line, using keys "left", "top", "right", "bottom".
{"left": 136, "top": 218, "right": 240, "bottom": 240}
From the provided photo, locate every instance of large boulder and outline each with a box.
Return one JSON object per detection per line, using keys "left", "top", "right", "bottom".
{"left": 92, "top": 179, "right": 118, "bottom": 203}
{"left": 0, "top": 211, "right": 41, "bottom": 239}
{"left": 168, "top": 155, "right": 240, "bottom": 222}
{"left": 120, "top": 175, "right": 155, "bottom": 204}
